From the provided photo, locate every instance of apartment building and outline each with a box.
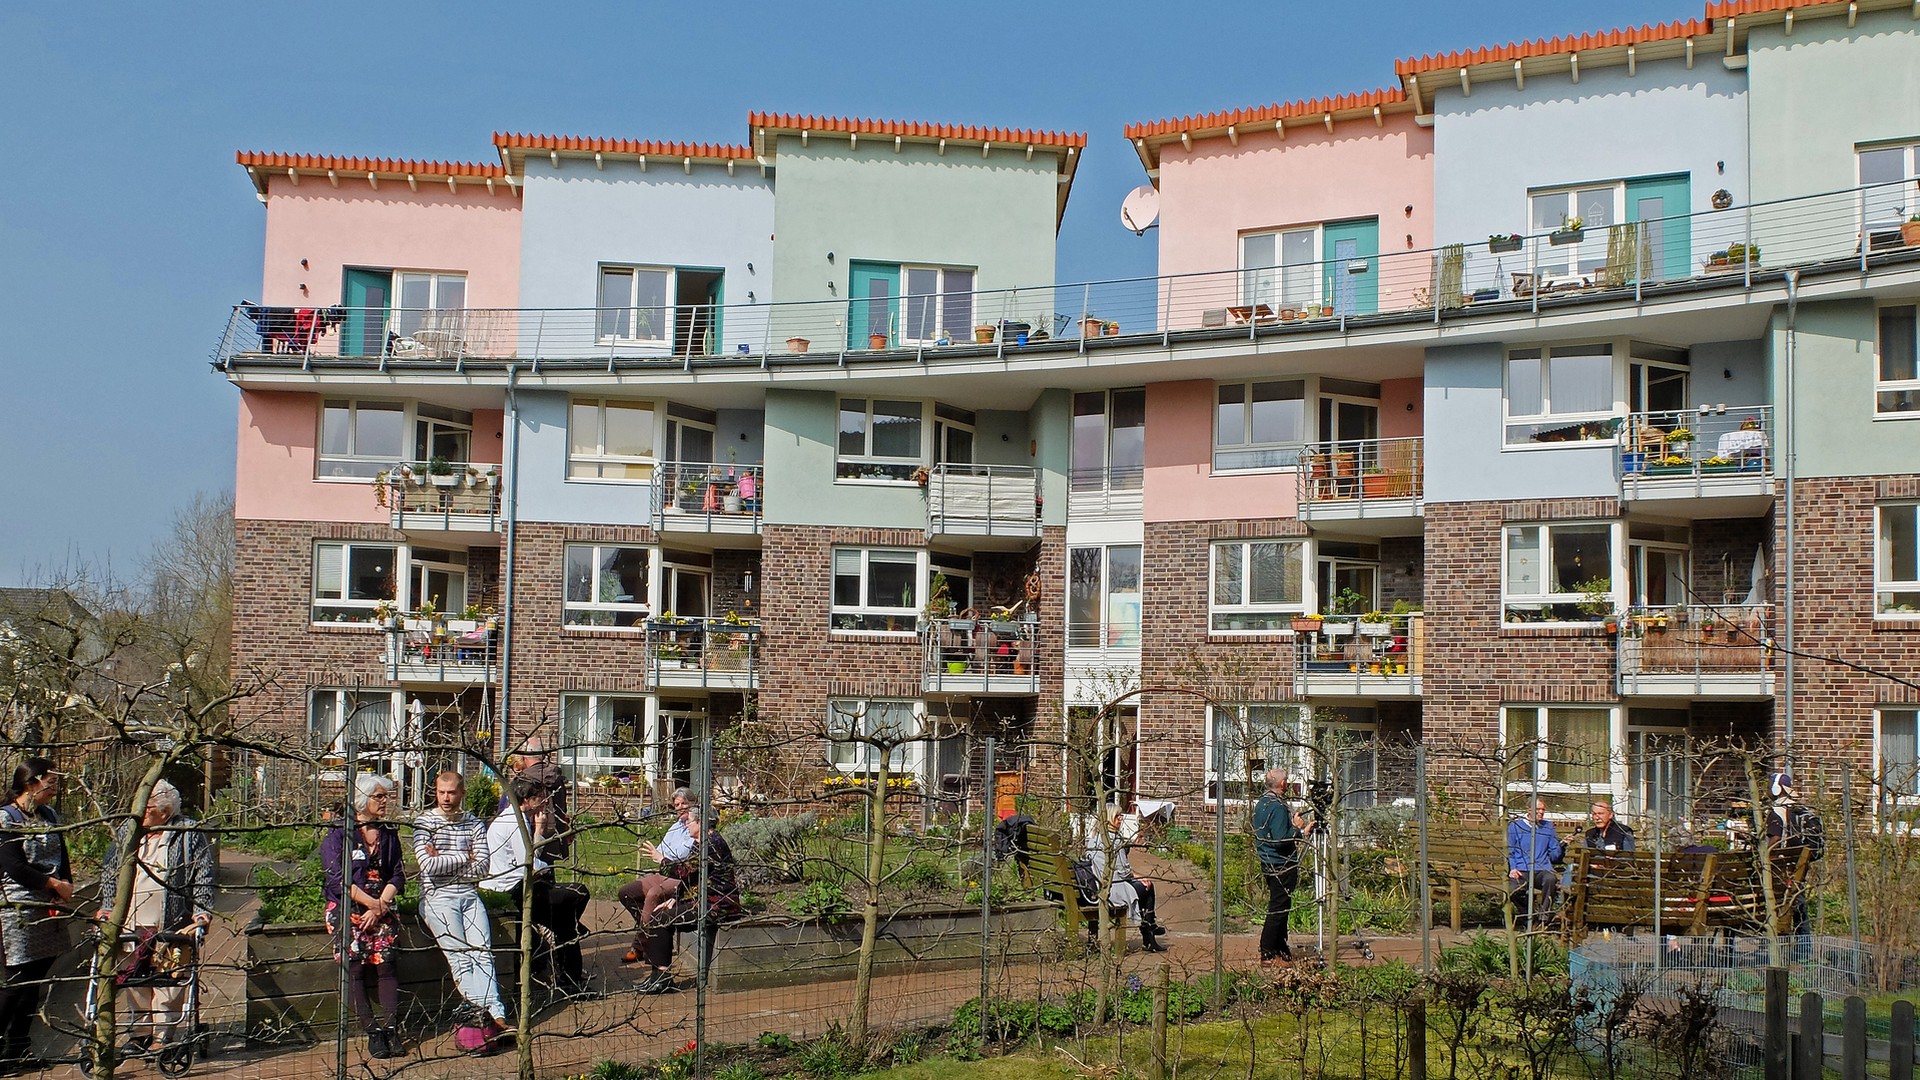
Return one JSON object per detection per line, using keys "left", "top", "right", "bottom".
{"left": 218, "top": 0, "right": 1920, "bottom": 821}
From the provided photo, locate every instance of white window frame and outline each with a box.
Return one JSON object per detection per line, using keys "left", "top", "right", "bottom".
{"left": 1624, "top": 715, "right": 1690, "bottom": 823}
{"left": 1879, "top": 708, "right": 1920, "bottom": 803}
{"left": 836, "top": 397, "right": 927, "bottom": 482}
{"left": 312, "top": 541, "right": 402, "bottom": 625}
{"left": 1503, "top": 704, "right": 1621, "bottom": 810}
{"left": 1239, "top": 227, "right": 1321, "bottom": 310}
{"left": 1071, "top": 389, "right": 1147, "bottom": 493}
{"left": 1877, "top": 502, "right": 1920, "bottom": 617}
{"left": 563, "top": 544, "right": 653, "bottom": 629}
{"left": 596, "top": 265, "right": 673, "bottom": 344}
{"left": 826, "top": 697, "right": 922, "bottom": 773}
{"left": 1210, "top": 539, "right": 1306, "bottom": 633}
{"left": 1503, "top": 344, "right": 1619, "bottom": 447}
{"left": 1528, "top": 184, "right": 1624, "bottom": 278}
{"left": 310, "top": 688, "right": 402, "bottom": 755}
{"left": 568, "top": 397, "right": 657, "bottom": 482}
{"left": 1878, "top": 305, "right": 1920, "bottom": 418}
{"left": 831, "top": 547, "right": 924, "bottom": 634}
{"left": 1204, "top": 704, "right": 1305, "bottom": 803}
{"left": 1214, "top": 379, "right": 1308, "bottom": 472}
{"left": 408, "top": 547, "right": 468, "bottom": 616}
{"left": 1503, "top": 521, "right": 1620, "bottom": 626}
{"left": 1068, "top": 543, "right": 1143, "bottom": 649}
{"left": 900, "top": 265, "right": 976, "bottom": 345}
{"left": 391, "top": 271, "right": 467, "bottom": 340}
{"left": 1859, "top": 142, "right": 1920, "bottom": 238}
{"left": 560, "top": 693, "right": 654, "bottom": 776}
{"left": 318, "top": 399, "right": 408, "bottom": 480}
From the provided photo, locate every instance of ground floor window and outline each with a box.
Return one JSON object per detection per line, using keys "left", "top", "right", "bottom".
{"left": 826, "top": 698, "right": 919, "bottom": 773}
{"left": 1503, "top": 704, "right": 1617, "bottom": 814}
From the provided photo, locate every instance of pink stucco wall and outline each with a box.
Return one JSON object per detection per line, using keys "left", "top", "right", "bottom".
{"left": 235, "top": 391, "right": 504, "bottom": 522}
{"left": 1380, "top": 377, "right": 1423, "bottom": 438}
{"left": 1142, "top": 381, "right": 1300, "bottom": 523}
{"left": 256, "top": 179, "right": 520, "bottom": 308}
{"left": 1154, "top": 115, "right": 1434, "bottom": 294}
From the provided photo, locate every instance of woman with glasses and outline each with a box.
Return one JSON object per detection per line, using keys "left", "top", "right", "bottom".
{"left": 0, "top": 758, "right": 73, "bottom": 1070}
{"left": 321, "top": 774, "right": 407, "bottom": 1060}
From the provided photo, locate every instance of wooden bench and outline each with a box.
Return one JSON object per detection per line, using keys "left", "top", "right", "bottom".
{"left": 1019, "top": 826, "right": 1128, "bottom": 950}
{"left": 1567, "top": 846, "right": 1813, "bottom": 942}
{"left": 1424, "top": 833, "right": 1515, "bottom": 932}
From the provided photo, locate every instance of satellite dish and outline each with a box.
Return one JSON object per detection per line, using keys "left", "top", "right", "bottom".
{"left": 1120, "top": 185, "right": 1160, "bottom": 235}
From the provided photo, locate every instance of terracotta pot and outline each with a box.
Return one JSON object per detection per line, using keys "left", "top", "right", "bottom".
{"left": 1904, "top": 221, "right": 1920, "bottom": 247}
{"left": 1080, "top": 318, "right": 1101, "bottom": 338}
{"left": 868, "top": 333, "right": 889, "bottom": 350}
{"left": 973, "top": 326, "right": 995, "bottom": 344}
{"left": 786, "top": 337, "right": 810, "bottom": 354}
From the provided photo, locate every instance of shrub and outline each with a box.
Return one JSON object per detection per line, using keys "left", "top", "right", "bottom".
{"left": 891, "top": 859, "right": 951, "bottom": 892}
{"left": 784, "top": 879, "right": 847, "bottom": 918}
{"left": 465, "top": 773, "right": 500, "bottom": 820}
{"left": 796, "top": 1031, "right": 858, "bottom": 1079}
{"left": 724, "top": 813, "right": 814, "bottom": 886}
{"left": 254, "top": 859, "right": 326, "bottom": 924}
{"left": 713, "top": 1064, "right": 765, "bottom": 1080}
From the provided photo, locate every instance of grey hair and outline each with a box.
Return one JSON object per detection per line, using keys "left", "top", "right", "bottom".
{"left": 352, "top": 774, "right": 397, "bottom": 815}
{"left": 1264, "top": 768, "right": 1290, "bottom": 792}
{"left": 671, "top": 787, "right": 694, "bottom": 806}
{"left": 148, "top": 780, "right": 181, "bottom": 818}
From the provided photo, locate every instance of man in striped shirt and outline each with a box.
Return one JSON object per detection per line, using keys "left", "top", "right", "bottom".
{"left": 414, "top": 771, "right": 507, "bottom": 1039}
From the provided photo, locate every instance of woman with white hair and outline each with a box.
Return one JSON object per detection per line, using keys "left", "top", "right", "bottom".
{"left": 95, "top": 779, "right": 215, "bottom": 1056}
{"left": 320, "top": 774, "right": 407, "bottom": 1059}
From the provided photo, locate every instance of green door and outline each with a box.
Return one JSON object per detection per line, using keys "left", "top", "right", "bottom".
{"left": 1321, "top": 218, "right": 1379, "bottom": 316}
{"left": 706, "top": 275, "right": 724, "bottom": 355}
{"left": 848, "top": 262, "right": 899, "bottom": 348}
{"left": 342, "top": 269, "right": 391, "bottom": 357}
{"left": 1625, "top": 174, "right": 1691, "bottom": 283}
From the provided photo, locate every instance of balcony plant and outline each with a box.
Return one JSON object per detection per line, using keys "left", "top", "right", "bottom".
{"left": 1357, "top": 610, "right": 1392, "bottom": 637}
{"left": 427, "top": 456, "right": 458, "bottom": 487}
{"left": 1290, "top": 612, "right": 1325, "bottom": 635}
{"left": 1488, "top": 233, "right": 1524, "bottom": 254}
{"left": 1574, "top": 577, "right": 1614, "bottom": 621}
{"left": 1102, "top": 320, "right": 1120, "bottom": 336}
{"left": 1549, "top": 216, "right": 1585, "bottom": 245}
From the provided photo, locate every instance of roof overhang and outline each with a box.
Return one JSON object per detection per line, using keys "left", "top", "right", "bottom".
{"left": 491, "top": 133, "right": 757, "bottom": 178}
{"left": 235, "top": 151, "right": 513, "bottom": 201}
{"left": 1123, "top": 89, "right": 1414, "bottom": 179}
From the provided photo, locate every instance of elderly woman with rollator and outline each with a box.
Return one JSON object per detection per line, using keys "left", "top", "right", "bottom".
{"left": 95, "top": 780, "right": 215, "bottom": 1058}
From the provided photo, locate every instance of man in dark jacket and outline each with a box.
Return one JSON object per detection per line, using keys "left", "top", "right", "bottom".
{"left": 1252, "top": 769, "right": 1305, "bottom": 963}
{"left": 1583, "top": 800, "right": 1636, "bottom": 852}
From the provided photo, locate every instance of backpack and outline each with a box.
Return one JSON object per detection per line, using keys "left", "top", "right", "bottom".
{"left": 1069, "top": 858, "right": 1100, "bottom": 904}
{"left": 1788, "top": 804, "right": 1825, "bottom": 862}
{"left": 994, "top": 815, "right": 1034, "bottom": 863}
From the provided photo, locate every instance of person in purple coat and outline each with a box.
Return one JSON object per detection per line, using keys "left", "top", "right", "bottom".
{"left": 321, "top": 774, "right": 408, "bottom": 1060}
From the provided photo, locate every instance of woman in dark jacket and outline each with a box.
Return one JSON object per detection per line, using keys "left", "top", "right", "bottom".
{"left": 320, "top": 774, "right": 407, "bottom": 1060}
{"left": 0, "top": 757, "right": 74, "bottom": 1068}
{"left": 633, "top": 815, "right": 739, "bottom": 995}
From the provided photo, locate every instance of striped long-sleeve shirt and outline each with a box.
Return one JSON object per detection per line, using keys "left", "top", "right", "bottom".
{"left": 412, "top": 808, "right": 490, "bottom": 894}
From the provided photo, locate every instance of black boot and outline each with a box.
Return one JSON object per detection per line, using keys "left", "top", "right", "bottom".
{"left": 1141, "top": 923, "right": 1169, "bottom": 952}
{"left": 366, "top": 1029, "right": 390, "bottom": 1060}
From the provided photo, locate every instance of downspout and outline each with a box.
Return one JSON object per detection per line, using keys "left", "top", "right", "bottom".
{"left": 1781, "top": 271, "right": 1799, "bottom": 755}
{"left": 499, "top": 366, "right": 521, "bottom": 759}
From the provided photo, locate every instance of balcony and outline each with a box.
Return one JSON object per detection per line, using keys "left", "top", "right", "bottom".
{"left": 1292, "top": 613, "right": 1424, "bottom": 699}
{"left": 385, "top": 619, "right": 498, "bottom": 685}
{"left": 1296, "top": 438, "right": 1423, "bottom": 532}
{"left": 921, "top": 617, "right": 1038, "bottom": 696}
{"left": 1620, "top": 406, "right": 1775, "bottom": 514}
{"left": 646, "top": 616, "right": 760, "bottom": 691}
{"left": 1068, "top": 468, "right": 1143, "bottom": 521}
{"left": 381, "top": 463, "right": 502, "bottom": 536}
{"left": 1617, "top": 604, "right": 1774, "bottom": 699}
{"left": 925, "top": 464, "right": 1040, "bottom": 545}
{"left": 653, "top": 462, "right": 763, "bottom": 540}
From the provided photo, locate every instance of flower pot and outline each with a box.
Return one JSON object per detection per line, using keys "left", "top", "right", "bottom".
{"left": 1549, "top": 228, "right": 1584, "bottom": 246}
{"left": 1290, "top": 617, "right": 1323, "bottom": 634}
{"left": 868, "top": 333, "right": 889, "bottom": 350}
{"left": 1279, "top": 308, "right": 1299, "bottom": 322}
{"left": 1369, "top": 662, "right": 1383, "bottom": 675}
{"left": 1358, "top": 621, "right": 1391, "bottom": 637}
{"left": 724, "top": 495, "right": 742, "bottom": 513}
{"left": 1904, "top": 221, "right": 1920, "bottom": 247}
{"left": 1361, "top": 473, "right": 1393, "bottom": 499}
{"left": 1604, "top": 620, "right": 1620, "bottom": 635}
{"left": 430, "top": 473, "right": 459, "bottom": 488}
{"left": 1322, "top": 621, "right": 1352, "bottom": 638}
{"left": 1488, "top": 238, "right": 1523, "bottom": 254}
{"left": 787, "top": 337, "right": 810, "bottom": 354}
{"left": 946, "top": 661, "right": 966, "bottom": 674}
{"left": 1103, "top": 324, "right": 1119, "bottom": 336}
{"left": 1080, "top": 318, "right": 1101, "bottom": 338}
{"left": 1012, "top": 661, "right": 1029, "bottom": 676}
{"left": 973, "top": 326, "right": 995, "bottom": 345}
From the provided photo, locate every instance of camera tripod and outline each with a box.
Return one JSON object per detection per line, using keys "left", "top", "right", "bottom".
{"left": 1303, "top": 790, "right": 1375, "bottom": 963}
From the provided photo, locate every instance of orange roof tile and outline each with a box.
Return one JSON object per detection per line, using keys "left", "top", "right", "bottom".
{"left": 1705, "top": 0, "right": 1840, "bottom": 15}
{"left": 747, "top": 113, "right": 1086, "bottom": 149}
{"left": 491, "top": 132, "right": 754, "bottom": 160}
{"left": 1394, "top": 19, "right": 1713, "bottom": 76}
{"left": 1124, "top": 88, "right": 1409, "bottom": 141}
{"left": 237, "top": 151, "right": 506, "bottom": 178}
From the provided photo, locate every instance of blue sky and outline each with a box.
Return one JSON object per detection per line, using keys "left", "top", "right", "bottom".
{"left": 0, "top": 1, "right": 1685, "bottom": 583}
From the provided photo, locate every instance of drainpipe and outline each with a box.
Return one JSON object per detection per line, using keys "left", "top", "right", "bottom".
{"left": 499, "top": 366, "right": 521, "bottom": 760}
{"left": 1781, "top": 271, "right": 1799, "bottom": 757}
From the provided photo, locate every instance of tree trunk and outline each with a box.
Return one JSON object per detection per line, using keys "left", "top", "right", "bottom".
{"left": 849, "top": 759, "right": 889, "bottom": 1048}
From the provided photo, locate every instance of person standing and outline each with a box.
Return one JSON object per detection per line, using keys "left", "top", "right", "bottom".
{"left": 617, "top": 788, "right": 694, "bottom": 965}
{"left": 1583, "top": 800, "right": 1636, "bottom": 852}
{"left": 1507, "top": 798, "right": 1565, "bottom": 924}
{"left": 1085, "top": 803, "right": 1168, "bottom": 953}
{"left": 1762, "top": 773, "right": 1824, "bottom": 949}
{"left": 1252, "top": 769, "right": 1305, "bottom": 964}
{"left": 0, "top": 758, "right": 73, "bottom": 1069}
{"left": 95, "top": 780, "right": 215, "bottom": 1056}
{"left": 413, "top": 771, "right": 507, "bottom": 1043}
{"left": 483, "top": 777, "right": 590, "bottom": 996}
{"left": 321, "top": 774, "right": 407, "bottom": 1060}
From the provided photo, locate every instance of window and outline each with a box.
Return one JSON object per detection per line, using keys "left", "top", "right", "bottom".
{"left": 1625, "top": 711, "right": 1690, "bottom": 821}
{"left": 837, "top": 398, "right": 925, "bottom": 481}
{"left": 319, "top": 399, "right": 406, "bottom": 479}
{"left": 934, "top": 404, "right": 975, "bottom": 465}
{"left": 1860, "top": 143, "right": 1920, "bottom": 240}
{"left": 1504, "top": 705, "right": 1616, "bottom": 813}
{"left": 832, "top": 548, "right": 920, "bottom": 632}
{"left": 313, "top": 542, "right": 399, "bottom": 623}
{"left": 564, "top": 545, "right": 651, "bottom": 627}
{"left": 413, "top": 403, "right": 473, "bottom": 464}
{"left": 409, "top": 547, "right": 468, "bottom": 615}
{"left": 901, "top": 266, "right": 976, "bottom": 344}
{"left": 1205, "top": 705, "right": 1304, "bottom": 802}
{"left": 569, "top": 398, "right": 656, "bottom": 481}
{"left": 561, "top": 694, "right": 650, "bottom": 772}
{"left": 1505, "top": 345, "right": 1616, "bottom": 445}
{"left": 1214, "top": 380, "right": 1306, "bottom": 471}
{"left": 310, "top": 689, "right": 397, "bottom": 754}
{"left": 1241, "top": 228, "right": 1320, "bottom": 310}
{"left": 1072, "top": 390, "right": 1146, "bottom": 491}
{"left": 1069, "top": 705, "right": 1139, "bottom": 810}
{"left": 391, "top": 272, "right": 467, "bottom": 340}
{"left": 1878, "top": 503, "right": 1920, "bottom": 616}
{"left": 1529, "top": 185, "right": 1620, "bottom": 277}
{"left": 664, "top": 403, "right": 717, "bottom": 465}
{"left": 826, "top": 698, "right": 918, "bottom": 771}
{"left": 1626, "top": 522, "right": 1690, "bottom": 609}
{"left": 1879, "top": 307, "right": 1920, "bottom": 416}
{"left": 1068, "top": 545, "right": 1142, "bottom": 648}
{"left": 1316, "top": 540, "right": 1380, "bottom": 616}
{"left": 1504, "top": 523, "right": 1615, "bottom": 623}
{"left": 597, "top": 266, "right": 670, "bottom": 342}
{"left": 929, "top": 553, "right": 973, "bottom": 615}
{"left": 1211, "top": 540, "right": 1305, "bottom": 632}
{"left": 1882, "top": 709, "right": 1920, "bottom": 799}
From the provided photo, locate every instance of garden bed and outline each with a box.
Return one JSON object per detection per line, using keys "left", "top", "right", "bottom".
{"left": 711, "top": 902, "right": 1061, "bottom": 990}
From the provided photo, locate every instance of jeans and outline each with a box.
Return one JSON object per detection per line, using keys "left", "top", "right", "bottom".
{"left": 421, "top": 887, "right": 505, "bottom": 1021}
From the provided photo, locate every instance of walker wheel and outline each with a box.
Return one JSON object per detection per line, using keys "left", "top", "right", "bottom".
{"left": 157, "top": 1042, "right": 196, "bottom": 1076}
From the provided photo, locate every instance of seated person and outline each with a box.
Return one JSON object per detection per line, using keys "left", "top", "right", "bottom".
{"left": 1507, "top": 798, "right": 1565, "bottom": 924}
{"left": 630, "top": 815, "right": 739, "bottom": 994}
{"left": 481, "top": 777, "right": 590, "bottom": 996}
{"left": 617, "top": 788, "right": 695, "bottom": 964}
{"left": 1084, "top": 803, "right": 1168, "bottom": 953}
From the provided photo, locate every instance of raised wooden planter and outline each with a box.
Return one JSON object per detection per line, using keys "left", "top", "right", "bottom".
{"left": 710, "top": 903, "right": 1059, "bottom": 991}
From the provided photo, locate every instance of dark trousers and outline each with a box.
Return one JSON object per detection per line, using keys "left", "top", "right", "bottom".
{"left": 512, "top": 880, "right": 589, "bottom": 987}
{"left": 346, "top": 957, "right": 399, "bottom": 1032}
{"left": 1, "top": 957, "right": 56, "bottom": 1059}
{"left": 1511, "top": 869, "right": 1559, "bottom": 924}
{"left": 1260, "top": 864, "right": 1298, "bottom": 960}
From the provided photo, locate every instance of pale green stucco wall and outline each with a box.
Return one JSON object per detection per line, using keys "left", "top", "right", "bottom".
{"left": 768, "top": 135, "right": 1062, "bottom": 342}
{"left": 1776, "top": 298, "right": 1920, "bottom": 477}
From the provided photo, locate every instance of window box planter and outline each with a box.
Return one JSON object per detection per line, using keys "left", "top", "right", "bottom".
{"left": 429, "top": 472, "right": 460, "bottom": 488}
{"left": 1549, "top": 228, "right": 1584, "bottom": 246}
{"left": 1488, "top": 237, "right": 1523, "bottom": 254}
{"left": 986, "top": 620, "right": 1021, "bottom": 637}
{"left": 1357, "top": 620, "right": 1392, "bottom": 637}
{"left": 1321, "top": 621, "right": 1353, "bottom": 638}
{"left": 1290, "top": 617, "right": 1324, "bottom": 634}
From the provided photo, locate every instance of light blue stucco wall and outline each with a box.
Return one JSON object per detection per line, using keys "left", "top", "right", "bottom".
{"left": 1423, "top": 342, "right": 1622, "bottom": 503}
{"left": 510, "top": 390, "right": 652, "bottom": 525}
{"left": 1774, "top": 299, "right": 1920, "bottom": 477}
{"left": 517, "top": 158, "right": 775, "bottom": 358}
{"left": 1430, "top": 61, "right": 1748, "bottom": 250}
{"left": 767, "top": 136, "right": 1062, "bottom": 342}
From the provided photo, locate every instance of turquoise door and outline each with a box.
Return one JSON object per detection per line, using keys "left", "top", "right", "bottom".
{"left": 1321, "top": 218, "right": 1378, "bottom": 315}
{"left": 848, "top": 262, "right": 899, "bottom": 348}
{"left": 1626, "top": 175, "right": 1691, "bottom": 283}
{"left": 706, "top": 276, "right": 724, "bottom": 354}
{"left": 343, "top": 269, "right": 391, "bottom": 357}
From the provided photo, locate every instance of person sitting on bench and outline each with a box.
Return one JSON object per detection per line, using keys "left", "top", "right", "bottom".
{"left": 630, "top": 814, "right": 739, "bottom": 994}
{"left": 1507, "top": 798, "right": 1565, "bottom": 926}
{"left": 1085, "top": 803, "right": 1168, "bottom": 953}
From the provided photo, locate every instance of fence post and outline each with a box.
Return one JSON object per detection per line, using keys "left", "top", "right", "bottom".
{"left": 1408, "top": 997, "right": 1427, "bottom": 1080}
{"left": 1796, "top": 990, "right": 1823, "bottom": 1080}
{"left": 694, "top": 735, "right": 714, "bottom": 1080}
{"left": 1765, "top": 966, "right": 1790, "bottom": 1080}
{"left": 336, "top": 732, "right": 358, "bottom": 1080}
{"left": 1841, "top": 995, "right": 1868, "bottom": 1080}
{"left": 1844, "top": 777, "right": 1861, "bottom": 980}
{"left": 1149, "top": 962, "right": 1169, "bottom": 1080}
{"left": 980, "top": 737, "right": 995, "bottom": 1016}
{"left": 1415, "top": 744, "right": 1431, "bottom": 974}
{"left": 1891, "top": 999, "right": 1915, "bottom": 1080}
{"left": 1212, "top": 714, "right": 1230, "bottom": 1013}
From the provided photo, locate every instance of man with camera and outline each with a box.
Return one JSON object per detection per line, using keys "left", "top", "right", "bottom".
{"left": 1252, "top": 768, "right": 1307, "bottom": 963}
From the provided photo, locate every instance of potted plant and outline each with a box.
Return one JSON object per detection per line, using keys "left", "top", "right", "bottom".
{"left": 1290, "top": 613, "right": 1325, "bottom": 635}
{"left": 1080, "top": 316, "right": 1102, "bottom": 339}
{"left": 1488, "top": 233, "right": 1523, "bottom": 254}
{"left": 1357, "top": 611, "right": 1392, "bottom": 637}
{"left": 1361, "top": 468, "right": 1394, "bottom": 499}
{"left": 1712, "top": 189, "right": 1735, "bottom": 210}
{"left": 924, "top": 572, "right": 954, "bottom": 622}
{"left": 1549, "top": 216, "right": 1585, "bottom": 245}
{"left": 787, "top": 336, "right": 811, "bottom": 354}
{"left": 973, "top": 324, "right": 996, "bottom": 345}
{"left": 1665, "top": 426, "right": 1694, "bottom": 448}
{"left": 677, "top": 480, "right": 702, "bottom": 511}
{"left": 424, "top": 456, "right": 456, "bottom": 487}
{"left": 1574, "top": 578, "right": 1614, "bottom": 622}
{"left": 1904, "top": 213, "right": 1920, "bottom": 248}
{"left": 1102, "top": 320, "right": 1119, "bottom": 336}
{"left": 868, "top": 331, "right": 889, "bottom": 350}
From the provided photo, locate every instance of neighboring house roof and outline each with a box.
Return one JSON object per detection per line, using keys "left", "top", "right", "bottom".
{"left": 1123, "top": 88, "right": 1413, "bottom": 174}
{"left": 0, "top": 587, "right": 93, "bottom": 630}
{"left": 492, "top": 132, "right": 756, "bottom": 175}
{"left": 236, "top": 151, "right": 513, "bottom": 198}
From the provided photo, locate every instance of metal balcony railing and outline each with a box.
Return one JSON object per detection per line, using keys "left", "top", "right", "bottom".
{"left": 216, "top": 180, "right": 1920, "bottom": 373}
{"left": 921, "top": 616, "right": 1038, "bottom": 695}
{"left": 1296, "top": 437, "right": 1423, "bottom": 509}
{"left": 1066, "top": 618, "right": 1141, "bottom": 653}
{"left": 384, "top": 619, "right": 499, "bottom": 683}
{"left": 924, "top": 464, "right": 1040, "bottom": 538}
{"left": 1067, "top": 467, "right": 1144, "bottom": 520}
{"left": 1292, "top": 612, "right": 1425, "bottom": 695}
{"left": 645, "top": 616, "right": 760, "bottom": 687}
{"left": 653, "top": 462, "right": 763, "bottom": 533}
{"left": 1618, "top": 604, "right": 1774, "bottom": 680}
{"left": 1620, "top": 405, "right": 1774, "bottom": 484}
{"left": 380, "top": 462, "right": 503, "bottom": 530}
